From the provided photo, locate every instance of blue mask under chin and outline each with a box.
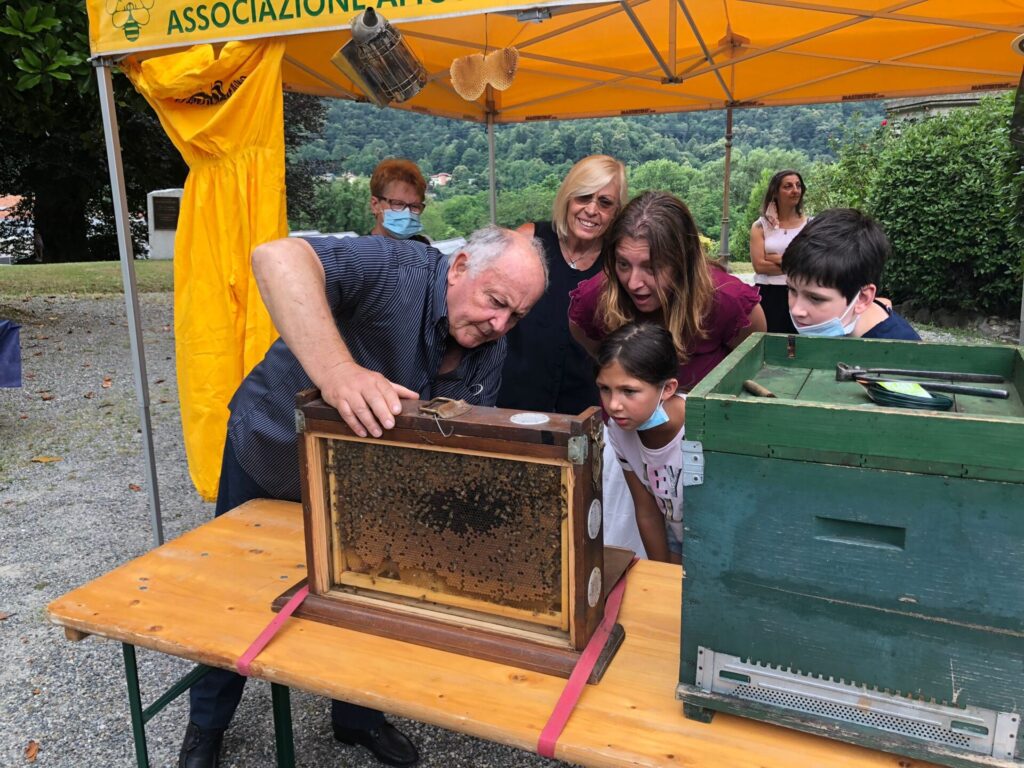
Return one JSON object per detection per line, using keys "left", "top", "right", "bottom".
{"left": 790, "top": 295, "right": 859, "bottom": 337}
{"left": 637, "top": 384, "right": 670, "bottom": 431}
{"left": 382, "top": 209, "right": 424, "bottom": 240}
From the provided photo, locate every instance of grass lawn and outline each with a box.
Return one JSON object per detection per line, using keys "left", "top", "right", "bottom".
{"left": 0, "top": 260, "right": 174, "bottom": 296}
{"left": 725, "top": 259, "right": 753, "bottom": 273}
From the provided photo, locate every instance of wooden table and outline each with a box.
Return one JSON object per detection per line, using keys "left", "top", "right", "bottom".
{"left": 48, "top": 499, "right": 936, "bottom": 768}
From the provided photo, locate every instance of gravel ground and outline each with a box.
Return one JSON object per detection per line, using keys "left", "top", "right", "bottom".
{"left": 0, "top": 294, "right": 560, "bottom": 768}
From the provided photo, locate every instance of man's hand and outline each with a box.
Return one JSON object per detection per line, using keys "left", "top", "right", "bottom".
{"left": 321, "top": 361, "right": 420, "bottom": 438}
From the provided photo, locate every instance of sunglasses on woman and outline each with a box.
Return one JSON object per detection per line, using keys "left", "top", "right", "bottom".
{"left": 573, "top": 193, "right": 618, "bottom": 212}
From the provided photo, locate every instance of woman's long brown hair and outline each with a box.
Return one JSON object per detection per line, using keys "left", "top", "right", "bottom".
{"left": 597, "top": 191, "right": 714, "bottom": 363}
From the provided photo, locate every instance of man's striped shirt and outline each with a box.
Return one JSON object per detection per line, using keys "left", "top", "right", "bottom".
{"left": 227, "top": 235, "right": 505, "bottom": 500}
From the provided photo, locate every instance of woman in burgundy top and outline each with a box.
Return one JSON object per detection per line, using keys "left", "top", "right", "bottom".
{"left": 569, "top": 191, "right": 765, "bottom": 392}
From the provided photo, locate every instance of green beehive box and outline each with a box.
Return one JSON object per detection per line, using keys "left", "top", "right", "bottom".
{"left": 676, "top": 333, "right": 1024, "bottom": 768}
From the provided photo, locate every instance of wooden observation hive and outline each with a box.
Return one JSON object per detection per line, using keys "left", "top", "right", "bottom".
{"left": 276, "top": 392, "right": 630, "bottom": 680}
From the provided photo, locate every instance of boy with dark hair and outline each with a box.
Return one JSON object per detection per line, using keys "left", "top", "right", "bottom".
{"left": 782, "top": 208, "right": 920, "bottom": 340}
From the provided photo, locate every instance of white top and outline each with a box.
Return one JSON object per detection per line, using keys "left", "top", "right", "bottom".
{"left": 754, "top": 215, "right": 809, "bottom": 285}
{"left": 605, "top": 396, "right": 687, "bottom": 542}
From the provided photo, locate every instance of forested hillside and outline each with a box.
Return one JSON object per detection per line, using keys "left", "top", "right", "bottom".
{"left": 295, "top": 99, "right": 882, "bottom": 182}
{"left": 287, "top": 93, "right": 1022, "bottom": 317}
{"left": 289, "top": 99, "right": 885, "bottom": 247}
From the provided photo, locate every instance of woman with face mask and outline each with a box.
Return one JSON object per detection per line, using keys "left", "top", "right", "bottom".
{"left": 570, "top": 191, "right": 766, "bottom": 392}
{"left": 368, "top": 158, "right": 430, "bottom": 243}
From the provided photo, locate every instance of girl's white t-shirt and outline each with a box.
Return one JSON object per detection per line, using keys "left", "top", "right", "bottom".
{"left": 605, "top": 395, "right": 686, "bottom": 542}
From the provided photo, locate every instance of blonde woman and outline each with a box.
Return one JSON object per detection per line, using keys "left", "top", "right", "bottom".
{"left": 497, "top": 154, "right": 627, "bottom": 414}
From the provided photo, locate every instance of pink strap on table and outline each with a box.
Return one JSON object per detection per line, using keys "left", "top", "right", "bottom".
{"left": 537, "top": 559, "right": 636, "bottom": 758}
{"left": 236, "top": 584, "right": 310, "bottom": 677}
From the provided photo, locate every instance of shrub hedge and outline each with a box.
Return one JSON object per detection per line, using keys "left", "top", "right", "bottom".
{"left": 857, "top": 94, "right": 1023, "bottom": 316}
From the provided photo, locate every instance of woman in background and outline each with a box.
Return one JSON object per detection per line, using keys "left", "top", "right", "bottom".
{"left": 749, "top": 169, "right": 809, "bottom": 333}
{"left": 368, "top": 158, "right": 430, "bottom": 244}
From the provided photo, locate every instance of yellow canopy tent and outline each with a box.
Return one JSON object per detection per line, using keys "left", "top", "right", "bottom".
{"left": 85, "top": 0, "right": 1024, "bottom": 542}
{"left": 93, "top": 0, "right": 1024, "bottom": 118}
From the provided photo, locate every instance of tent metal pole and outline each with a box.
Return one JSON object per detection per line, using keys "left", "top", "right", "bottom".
{"left": 487, "top": 105, "right": 497, "bottom": 225}
{"left": 95, "top": 62, "right": 165, "bottom": 548}
{"left": 719, "top": 106, "right": 734, "bottom": 263}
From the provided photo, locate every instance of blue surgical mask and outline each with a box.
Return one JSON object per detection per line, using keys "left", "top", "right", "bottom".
{"left": 383, "top": 209, "right": 424, "bottom": 240}
{"left": 790, "top": 295, "right": 859, "bottom": 337}
{"left": 636, "top": 384, "right": 670, "bottom": 431}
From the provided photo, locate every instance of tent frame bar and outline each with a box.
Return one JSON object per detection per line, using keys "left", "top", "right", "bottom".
{"left": 676, "top": 0, "right": 733, "bottom": 101}
{"left": 619, "top": 1, "right": 674, "bottom": 81}
{"left": 95, "top": 60, "right": 165, "bottom": 549}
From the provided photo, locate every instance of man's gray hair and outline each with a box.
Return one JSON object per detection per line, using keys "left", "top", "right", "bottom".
{"left": 450, "top": 225, "right": 549, "bottom": 289}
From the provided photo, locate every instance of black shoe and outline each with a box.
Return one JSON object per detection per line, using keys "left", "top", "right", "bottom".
{"left": 333, "top": 721, "right": 419, "bottom": 767}
{"left": 178, "top": 721, "right": 224, "bottom": 768}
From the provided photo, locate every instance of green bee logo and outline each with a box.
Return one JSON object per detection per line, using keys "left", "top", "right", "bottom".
{"left": 107, "top": 0, "right": 154, "bottom": 42}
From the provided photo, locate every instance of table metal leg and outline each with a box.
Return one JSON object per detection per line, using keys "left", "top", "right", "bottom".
{"left": 271, "top": 683, "right": 296, "bottom": 768}
{"left": 120, "top": 643, "right": 215, "bottom": 768}
{"left": 122, "top": 644, "right": 150, "bottom": 768}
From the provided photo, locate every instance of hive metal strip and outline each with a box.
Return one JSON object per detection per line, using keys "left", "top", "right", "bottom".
{"left": 695, "top": 647, "right": 1019, "bottom": 758}
{"left": 680, "top": 441, "right": 703, "bottom": 486}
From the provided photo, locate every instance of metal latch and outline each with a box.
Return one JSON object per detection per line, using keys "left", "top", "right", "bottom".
{"left": 681, "top": 440, "right": 703, "bottom": 486}
{"left": 568, "top": 435, "right": 588, "bottom": 465}
{"left": 419, "top": 397, "right": 472, "bottom": 419}
{"left": 294, "top": 408, "right": 306, "bottom": 434}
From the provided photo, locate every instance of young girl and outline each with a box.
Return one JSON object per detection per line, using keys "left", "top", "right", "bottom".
{"left": 595, "top": 323, "right": 685, "bottom": 564}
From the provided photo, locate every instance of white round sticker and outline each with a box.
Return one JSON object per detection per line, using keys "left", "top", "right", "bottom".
{"left": 510, "top": 412, "right": 550, "bottom": 425}
{"left": 587, "top": 499, "right": 602, "bottom": 539}
{"left": 587, "top": 567, "right": 602, "bottom": 607}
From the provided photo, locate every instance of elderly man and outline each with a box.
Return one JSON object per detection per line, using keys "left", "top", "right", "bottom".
{"left": 179, "top": 226, "right": 547, "bottom": 768}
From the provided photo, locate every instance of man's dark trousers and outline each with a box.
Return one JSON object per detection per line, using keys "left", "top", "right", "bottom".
{"left": 188, "top": 438, "right": 386, "bottom": 731}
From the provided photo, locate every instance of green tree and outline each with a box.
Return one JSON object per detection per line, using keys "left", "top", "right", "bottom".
{"left": 284, "top": 93, "right": 329, "bottom": 230}
{"left": 630, "top": 159, "right": 698, "bottom": 200}
{"left": 440, "top": 193, "right": 489, "bottom": 237}
{"left": 307, "top": 178, "right": 374, "bottom": 234}
{"left": 809, "top": 115, "right": 888, "bottom": 211}
{"left": 502, "top": 159, "right": 553, "bottom": 189}
{"left": 460, "top": 147, "right": 486, "bottom": 175}
{"left": 1012, "top": 76, "right": 1024, "bottom": 263}
{"left": 495, "top": 183, "right": 558, "bottom": 229}
{"left": 420, "top": 203, "right": 456, "bottom": 241}
{"left": 0, "top": 0, "right": 185, "bottom": 262}
{"left": 869, "top": 94, "right": 1022, "bottom": 315}
{"left": 727, "top": 168, "right": 772, "bottom": 262}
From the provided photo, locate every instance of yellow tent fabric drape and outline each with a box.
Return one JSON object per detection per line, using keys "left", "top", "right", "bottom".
{"left": 125, "top": 41, "right": 286, "bottom": 501}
